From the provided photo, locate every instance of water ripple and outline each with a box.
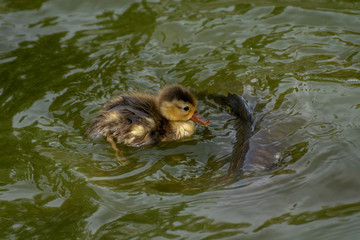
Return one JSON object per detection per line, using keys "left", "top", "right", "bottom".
{"left": 1, "top": 0, "right": 360, "bottom": 239}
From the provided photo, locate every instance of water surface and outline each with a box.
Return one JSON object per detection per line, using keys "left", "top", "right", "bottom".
{"left": 1, "top": 0, "right": 360, "bottom": 239}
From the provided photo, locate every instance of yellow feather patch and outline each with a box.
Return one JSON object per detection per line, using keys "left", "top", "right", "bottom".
{"left": 174, "top": 121, "right": 195, "bottom": 139}
{"left": 131, "top": 125, "right": 146, "bottom": 137}
{"left": 145, "top": 117, "right": 156, "bottom": 128}
{"left": 105, "top": 111, "right": 120, "bottom": 122}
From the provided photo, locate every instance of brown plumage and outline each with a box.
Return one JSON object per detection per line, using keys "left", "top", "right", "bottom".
{"left": 86, "top": 84, "right": 209, "bottom": 148}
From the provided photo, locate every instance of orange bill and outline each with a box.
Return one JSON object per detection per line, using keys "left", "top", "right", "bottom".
{"left": 190, "top": 111, "right": 210, "bottom": 126}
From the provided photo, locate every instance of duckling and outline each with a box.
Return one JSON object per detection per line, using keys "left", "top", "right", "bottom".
{"left": 86, "top": 85, "right": 209, "bottom": 152}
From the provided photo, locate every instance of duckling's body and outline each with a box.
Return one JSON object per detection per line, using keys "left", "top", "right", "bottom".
{"left": 86, "top": 85, "right": 209, "bottom": 147}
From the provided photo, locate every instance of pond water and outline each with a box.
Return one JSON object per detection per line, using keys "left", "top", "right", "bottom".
{"left": 1, "top": 0, "right": 360, "bottom": 239}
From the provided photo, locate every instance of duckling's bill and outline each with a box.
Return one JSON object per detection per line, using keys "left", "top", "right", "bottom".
{"left": 191, "top": 111, "right": 210, "bottom": 126}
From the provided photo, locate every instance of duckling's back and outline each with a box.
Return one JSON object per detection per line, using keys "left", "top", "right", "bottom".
{"left": 86, "top": 94, "right": 165, "bottom": 147}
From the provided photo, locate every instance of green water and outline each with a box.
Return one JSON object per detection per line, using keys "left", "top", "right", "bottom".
{"left": 1, "top": 0, "right": 360, "bottom": 239}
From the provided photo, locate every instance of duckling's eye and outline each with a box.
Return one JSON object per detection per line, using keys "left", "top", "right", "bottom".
{"left": 183, "top": 106, "right": 190, "bottom": 111}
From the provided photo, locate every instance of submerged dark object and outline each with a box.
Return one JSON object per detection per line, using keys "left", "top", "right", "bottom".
{"left": 208, "top": 93, "right": 254, "bottom": 175}
{"left": 221, "top": 93, "right": 279, "bottom": 173}
{"left": 223, "top": 94, "right": 254, "bottom": 174}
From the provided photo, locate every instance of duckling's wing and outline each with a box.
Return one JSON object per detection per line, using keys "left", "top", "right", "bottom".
{"left": 86, "top": 95, "right": 161, "bottom": 147}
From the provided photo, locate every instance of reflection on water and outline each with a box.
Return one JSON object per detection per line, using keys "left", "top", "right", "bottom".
{"left": 1, "top": 0, "right": 360, "bottom": 239}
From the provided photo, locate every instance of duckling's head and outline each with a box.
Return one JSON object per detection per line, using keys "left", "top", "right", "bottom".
{"left": 158, "top": 85, "right": 209, "bottom": 125}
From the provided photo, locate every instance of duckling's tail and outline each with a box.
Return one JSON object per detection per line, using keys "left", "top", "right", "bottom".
{"left": 85, "top": 119, "right": 108, "bottom": 141}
